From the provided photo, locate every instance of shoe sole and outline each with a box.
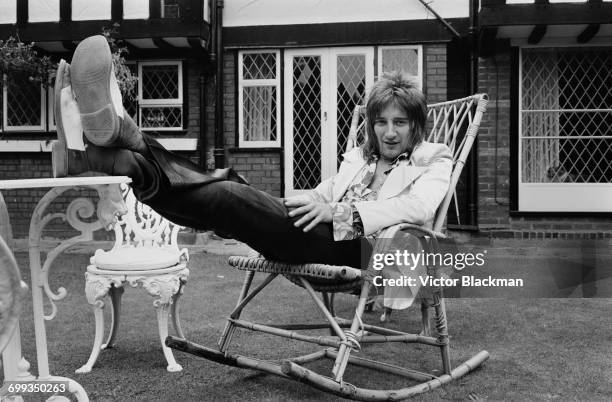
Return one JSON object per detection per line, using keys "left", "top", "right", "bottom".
{"left": 71, "top": 35, "right": 120, "bottom": 147}
{"left": 52, "top": 60, "right": 68, "bottom": 178}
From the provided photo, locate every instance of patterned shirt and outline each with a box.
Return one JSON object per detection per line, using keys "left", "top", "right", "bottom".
{"left": 332, "top": 151, "right": 410, "bottom": 240}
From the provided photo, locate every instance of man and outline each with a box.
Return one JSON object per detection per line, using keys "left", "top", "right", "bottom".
{"left": 53, "top": 35, "right": 451, "bottom": 285}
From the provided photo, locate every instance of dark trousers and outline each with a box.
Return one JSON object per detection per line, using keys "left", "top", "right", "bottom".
{"left": 128, "top": 136, "right": 369, "bottom": 268}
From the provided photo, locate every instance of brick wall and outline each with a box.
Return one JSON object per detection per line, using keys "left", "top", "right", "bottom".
{"left": 0, "top": 153, "right": 103, "bottom": 238}
{"left": 227, "top": 151, "right": 282, "bottom": 196}
{"left": 477, "top": 50, "right": 511, "bottom": 228}
{"left": 477, "top": 46, "right": 612, "bottom": 234}
{"left": 424, "top": 44, "right": 447, "bottom": 103}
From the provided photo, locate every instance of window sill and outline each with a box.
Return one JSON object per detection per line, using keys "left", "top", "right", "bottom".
{"left": 228, "top": 147, "right": 282, "bottom": 153}
{"left": 509, "top": 210, "right": 612, "bottom": 217}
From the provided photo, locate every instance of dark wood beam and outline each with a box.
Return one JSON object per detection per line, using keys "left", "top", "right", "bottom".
{"left": 224, "top": 18, "right": 470, "bottom": 48}
{"left": 577, "top": 24, "right": 600, "bottom": 43}
{"left": 479, "top": 2, "right": 612, "bottom": 26}
{"left": 527, "top": 24, "right": 547, "bottom": 45}
{"left": 480, "top": 0, "right": 506, "bottom": 6}
{"left": 152, "top": 37, "right": 177, "bottom": 50}
{"left": 111, "top": 0, "right": 124, "bottom": 21}
{"left": 479, "top": 26, "right": 498, "bottom": 57}
{"left": 16, "top": 0, "right": 28, "bottom": 25}
{"left": 59, "top": 0, "right": 71, "bottom": 23}
{"left": 0, "top": 20, "right": 211, "bottom": 43}
{"left": 187, "top": 37, "right": 203, "bottom": 50}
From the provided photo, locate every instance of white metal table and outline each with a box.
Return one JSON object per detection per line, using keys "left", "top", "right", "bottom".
{"left": 0, "top": 176, "right": 131, "bottom": 401}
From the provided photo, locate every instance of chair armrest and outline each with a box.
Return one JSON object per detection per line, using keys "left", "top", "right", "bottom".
{"left": 393, "top": 223, "right": 447, "bottom": 240}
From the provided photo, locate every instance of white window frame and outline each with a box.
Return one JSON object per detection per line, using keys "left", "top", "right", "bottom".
{"left": 238, "top": 49, "right": 281, "bottom": 148}
{"left": 518, "top": 44, "right": 612, "bottom": 212}
{"left": 137, "top": 60, "right": 183, "bottom": 131}
{"left": 2, "top": 74, "right": 46, "bottom": 131}
{"left": 377, "top": 45, "right": 423, "bottom": 90}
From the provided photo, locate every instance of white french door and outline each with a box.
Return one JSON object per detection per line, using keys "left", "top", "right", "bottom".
{"left": 284, "top": 47, "right": 374, "bottom": 196}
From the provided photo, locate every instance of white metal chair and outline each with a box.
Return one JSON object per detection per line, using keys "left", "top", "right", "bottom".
{"left": 168, "top": 94, "right": 489, "bottom": 399}
{"left": 78, "top": 183, "right": 189, "bottom": 373}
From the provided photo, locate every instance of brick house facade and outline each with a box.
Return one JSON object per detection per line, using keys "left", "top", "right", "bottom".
{"left": 1, "top": 0, "right": 612, "bottom": 239}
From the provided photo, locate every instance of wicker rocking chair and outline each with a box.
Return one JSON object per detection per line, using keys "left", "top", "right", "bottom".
{"left": 167, "top": 94, "right": 489, "bottom": 400}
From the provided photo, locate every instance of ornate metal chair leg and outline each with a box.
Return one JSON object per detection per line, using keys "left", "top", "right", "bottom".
{"left": 171, "top": 282, "right": 185, "bottom": 339}
{"left": 76, "top": 305, "right": 105, "bottom": 374}
{"left": 77, "top": 273, "right": 111, "bottom": 373}
{"left": 156, "top": 302, "right": 183, "bottom": 372}
{"left": 102, "top": 285, "right": 124, "bottom": 349}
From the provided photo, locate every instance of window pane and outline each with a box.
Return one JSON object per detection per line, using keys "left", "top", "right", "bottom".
{"left": 242, "top": 53, "right": 277, "bottom": 80}
{"left": 292, "top": 56, "right": 322, "bottom": 189}
{"left": 243, "top": 86, "right": 277, "bottom": 141}
{"left": 521, "top": 48, "right": 612, "bottom": 183}
{"left": 336, "top": 54, "right": 366, "bottom": 167}
{"left": 6, "top": 77, "right": 42, "bottom": 127}
{"left": 141, "top": 65, "right": 179, "bottom": 100}
{"left": 381, "top": 48, "right": 418, "bottom": 76}
{"left": 141, "top": 106, "right": 182, "bottom": 129}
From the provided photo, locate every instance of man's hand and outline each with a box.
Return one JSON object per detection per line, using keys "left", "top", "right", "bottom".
{"left": 284, "top": 199, "right": 333, "bottom": 232}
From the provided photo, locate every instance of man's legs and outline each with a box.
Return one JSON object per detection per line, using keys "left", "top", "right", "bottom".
{"left": 57, "top": 35, "right": 369, "bottom": 268}
{"left": 141, "top": 180, "right": 367, "bottom": 268}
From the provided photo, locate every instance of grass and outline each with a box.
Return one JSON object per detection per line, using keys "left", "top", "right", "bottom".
{"left": 6, "top": 245, "right": 612, "bottom": 401}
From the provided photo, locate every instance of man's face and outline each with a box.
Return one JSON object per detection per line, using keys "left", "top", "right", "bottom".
{"left": 373, "top": 103, "right": 412, "bottom": 163}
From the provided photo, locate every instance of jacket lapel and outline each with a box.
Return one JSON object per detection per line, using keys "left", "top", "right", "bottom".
{"left": 331, "top": 147, "right": 427, "bottom": 201}
{"left": 331, "top": 150, "right": 366, "bottom": 202}
{"left": 378, "top": 165, "right": 426, "bottom": 199}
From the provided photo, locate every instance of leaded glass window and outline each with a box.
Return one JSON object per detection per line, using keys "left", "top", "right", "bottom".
{"left": 238, "top": 51, "right": 281, "bottom": 147}
{"left": 521, "top": 48, "right": 612, "bottom": 184}
{"left": 2, "top": 75, "right": 46, "bottom": 131}
{"left": 378, "top": 45, "right": 423, "bottom": 88}
{"left": 138, "top": 61, "right": 183, "bottom": 130}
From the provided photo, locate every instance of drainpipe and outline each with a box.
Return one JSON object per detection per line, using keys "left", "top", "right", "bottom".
{"left": 213, "top": 0, "right": 225, "bottom": 168}
{"left": 198, "top": 73, "right": 207, "bottom": 168}
{"left": 468, "top": 0, "right": 479, "bottom": 228}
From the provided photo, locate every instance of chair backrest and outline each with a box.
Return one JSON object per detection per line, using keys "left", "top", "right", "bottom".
{"left": 111, "top": 183, "right": 184, "bottom": 252}
{"left": 345, "top": 94, "right": 489, "bottom": 232}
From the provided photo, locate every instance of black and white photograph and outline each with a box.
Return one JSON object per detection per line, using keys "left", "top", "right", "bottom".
{"left": 0, "top": 0, "right": 611, "bottom": 400}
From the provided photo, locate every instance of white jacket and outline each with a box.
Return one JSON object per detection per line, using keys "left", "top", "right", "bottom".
{"left": 297, "top": 141, "right": 453, "bottom": 236}
{"left": 292, "top": 141, "right": 453, "bottom": 310}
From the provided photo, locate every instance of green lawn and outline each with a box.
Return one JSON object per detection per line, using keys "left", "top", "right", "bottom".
{"left": 7, "top": 247, "right": 612, "bottom": 401}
